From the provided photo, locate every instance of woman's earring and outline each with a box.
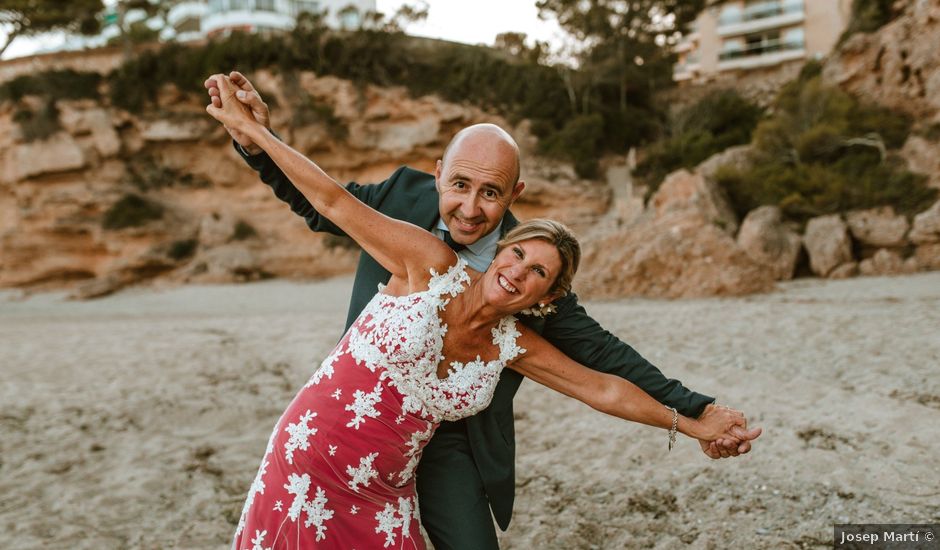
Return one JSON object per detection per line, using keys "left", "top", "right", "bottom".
{"left": 521, "top": 302, "right": 557, "bottom": 317}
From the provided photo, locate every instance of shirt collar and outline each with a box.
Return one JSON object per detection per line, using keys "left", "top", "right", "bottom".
{"left": 436, "top": 218, "right": 503, "bottom": 256}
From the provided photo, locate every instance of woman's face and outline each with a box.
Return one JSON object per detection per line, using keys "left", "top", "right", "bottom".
{"left": 483, "top": 238, "right": 563, "bottom": 313}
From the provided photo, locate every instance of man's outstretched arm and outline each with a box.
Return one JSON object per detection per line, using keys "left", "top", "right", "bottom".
{"left": 541, "top": 292, "right": 756, "bottom": 457}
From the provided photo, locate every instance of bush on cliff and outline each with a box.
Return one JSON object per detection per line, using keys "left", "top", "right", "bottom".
{"left": 712, "top": 70, "right": 936, "bottom": 222}
{"left": 635, "top": 89, "right": 763, "bottom": 189}
{"left": 102, "top": 194, "right": 164, "bottom": 230}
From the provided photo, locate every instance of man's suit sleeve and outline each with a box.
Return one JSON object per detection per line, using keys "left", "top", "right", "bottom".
{"left": 541, "top": 292, "right": 715, "bottom": 419}
{"left": 237, "top": 140, "right": 396, "bottom": 235}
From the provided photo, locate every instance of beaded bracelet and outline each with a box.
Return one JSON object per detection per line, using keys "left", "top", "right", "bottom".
{"left": 667, "top": 406, "right": 678, "bottom": 451}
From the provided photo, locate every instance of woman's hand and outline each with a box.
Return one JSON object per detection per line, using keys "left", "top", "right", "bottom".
{"left": 688, "top": 403, "right": 748, "bottom": 442}
{"left": 205, "top": 74, "right": 259, "bottom": 137}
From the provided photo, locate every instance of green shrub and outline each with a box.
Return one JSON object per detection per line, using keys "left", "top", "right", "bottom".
{"left": 231, "top": 220, "right": 258, "bottom": 241}
{"left": 168, "top": 239, "right": 198, "bottom": 260}
{"left": 712, "top": 75, "right": 935, "bottom": 222}
{"left": 635, "top": 89, "right": 763, "bottom": 188}
{"left": 13, "top": 100, "right": 60, "bottom": 142}
{"left": 538, "top": 114, "right": 605, "bottom": 178}
{"left": 0, "top": 70, "right": 102, "bottom": 103}
{"left": 102, "top": 194, "right": 164, "bottom": 229}
{"left": 127, "top": 154, "right": 210, "bottom": 190}
{"left": 840, "top": 0, "right": 896, "bottom": 43}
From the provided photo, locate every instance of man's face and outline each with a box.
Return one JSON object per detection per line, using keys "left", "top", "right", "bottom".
{"left": 435, "top": 134, "right": 525, "bottom": 245}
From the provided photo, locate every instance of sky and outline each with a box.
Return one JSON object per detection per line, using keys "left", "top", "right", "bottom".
{"left": 1, "top": 1, "right": 567, "bottom": 61}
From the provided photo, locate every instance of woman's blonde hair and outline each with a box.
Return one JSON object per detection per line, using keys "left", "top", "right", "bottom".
{"left": 497, "top": 219, "right": 581, "bottom": 297}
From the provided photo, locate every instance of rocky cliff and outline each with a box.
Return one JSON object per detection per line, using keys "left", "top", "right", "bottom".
{"left": 0, "top": 70, "right": 612, "bottom": 298}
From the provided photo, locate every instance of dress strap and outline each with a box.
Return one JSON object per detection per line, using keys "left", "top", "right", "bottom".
{"left": 492, "top": 316, "right": 526, "bottom": 363}
{"left": 427, "top": 257, "right": 471, "bottom": 302}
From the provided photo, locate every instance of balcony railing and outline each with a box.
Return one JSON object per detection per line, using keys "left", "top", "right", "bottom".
{"left": 719, "top": 38, "right": 804, "bottom": 61}
{"left": 719, "top": 0, "right": 803, "bottom": 26}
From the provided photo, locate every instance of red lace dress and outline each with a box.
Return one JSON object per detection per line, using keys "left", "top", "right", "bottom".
{"left": 232, "top": 259, "right": 525, "bottom": 549}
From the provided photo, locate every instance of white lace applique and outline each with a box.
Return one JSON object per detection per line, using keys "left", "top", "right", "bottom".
{"left": 306, "top": 342, "right": 346, "bottom": 388}
{"left": 346, "top": 452, "right": 379, "bottom": 493}
{"left": 347, "top": 258, "right": 527, "bottom": 424}
{"left": 235, "top": 419, "right": 281, "bottom": 537}
{"left": 284, "top": 473, "right": 335, "bottom": 541}
{"left": 374, "top": 496, "right": 419, "bottom": 548}
{"left": 345, "top": 381, "right": 383, "bottom": 429}
{"left": 395, "top": 424, "right": 435, "bottom": 486}
{"left": 283, "top": 409, "right": 317, "bottom": 465}
{"left": 246, "top": 529, "right": 272, "bottom": 550}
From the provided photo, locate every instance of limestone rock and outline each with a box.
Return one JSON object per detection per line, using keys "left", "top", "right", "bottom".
{"left": 696, "top": 145, "right": 752, "bottom": 181}
{"left": 59, "top": 105, "right": 121, "bottom": 158}
{"left": 804, "top": 215, "right": 854, "bottom": 277}
{"left": 139, "top": 117, "right": 214, "bottom": 142}
{"left": 649, "top": 169, "right": 738, "bottom": 235}
{"left": 579, "top": 209, "right": 774, "bottom": 299}
{"left": 915, "top": 243, "right": 940, "bottom": 270}
{"left": 198, "top": 212, "right": 239, "bottom": 248}
{"left": 845, "top": 206, "right": 910, "bottom": 248}
{"left": 736, "top": 206, "right": 802, "bottom": 280}
{"left": 909, "top": 200, "right": 940, "bottom": 244}
{"left": 859, "top": 248, "right": 904, "bottom": 276}
{"left": 1, "top": 132, "right": 86, "bottom": 183}
{"left": 829, "top": 262, "right": 859, "bottom": 280}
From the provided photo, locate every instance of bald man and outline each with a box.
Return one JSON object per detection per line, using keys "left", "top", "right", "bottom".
{"left": 206, "top": 72, "right": 757, "bottom": 549}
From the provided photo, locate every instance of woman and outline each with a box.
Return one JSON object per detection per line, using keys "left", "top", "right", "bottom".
{"left": 206, "top": 75, "right": 748, "bottom": 549}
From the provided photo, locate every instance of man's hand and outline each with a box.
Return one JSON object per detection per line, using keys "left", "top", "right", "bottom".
{"left": 204, "top": 71, "right": 271, "bottom": 156}
{"left": 696, "top": 403, "right": 762, "bottom": 459}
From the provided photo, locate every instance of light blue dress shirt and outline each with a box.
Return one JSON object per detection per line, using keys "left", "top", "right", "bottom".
{"left": 433, "top": 218, "right": 502, "bottom": 273}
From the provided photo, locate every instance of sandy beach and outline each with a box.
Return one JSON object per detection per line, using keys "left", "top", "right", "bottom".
{"left": 1, "top": 273, "right": 938, "bottom": 549}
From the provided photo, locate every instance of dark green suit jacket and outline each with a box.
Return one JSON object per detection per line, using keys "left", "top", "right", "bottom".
{"left": 242, "top": 150, "right": 715, "bottom": 529}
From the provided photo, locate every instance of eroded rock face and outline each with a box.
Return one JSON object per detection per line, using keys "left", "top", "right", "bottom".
{"left": 649, "top": 169, "right": 739, "bottom": 235}
{"left": 1, "top": 132, "right": 86, "bottom": 183}
{"left": 845, "top": 206, "right": 910, "bottom": 248}
{"left": 580, "top": 209, "right": 774, "bottom": 299}
{"left": 859, "top": 248, "right": 905, "bottom": 276}
{"left": 804, "top": 215, "right": 854, "bottom": 277}
{"left": 823, "top": 1, "right": 940, "bottom": 122}
{"left": 915, "top": 243, "right": 940, "bottom": 270}
{"left": 736, "top": 205, "right": 802, "bottom": 280}
{"left": 909, "top": 200, "right": 940, "bottom": 244}
{"left": 578, "top": 168, "right": 773, "bottom": 299}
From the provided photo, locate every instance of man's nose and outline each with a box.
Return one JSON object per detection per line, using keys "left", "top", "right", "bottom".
{"left": 459, "top": 195, "right": 481, "bottom": 218}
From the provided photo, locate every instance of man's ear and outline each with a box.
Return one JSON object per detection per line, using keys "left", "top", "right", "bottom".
{"left": 434, "top": 160, "right": 443, "bottom": 192}
{"left": 509, "top": 180, "right": 526, "bottom": 204}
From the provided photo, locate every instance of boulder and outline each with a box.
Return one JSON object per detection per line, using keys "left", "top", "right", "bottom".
{"left": 1, "top": 132, "right": 86, "bottom": 183}
{"left": 696, "top": 145, "right": 752, "bottom": 181}
{"left": 579, "top": 208, "right": 774, "bottom": 299}
{"left": 915, "top": 243, "right": 940, "bottom": 270}
{"left": 828, "top": 262, "right": 859, "bottom": 280}
{"left": 736, "top": 205, "right": 802, "bottom": 280}
{"left": 859, "top": 248, "right": 904, "bottom": 276}
{"left": 909, "top": 200, "right": 940, "bottom": 244}
{"left": 649, "top": 169, "right": 738, "bottom": 235}
{"left": 845, "top": 206, "right": 910, "bottom": 248}
{"left": 804, "top": 215, "right": 854, "bottom": 277}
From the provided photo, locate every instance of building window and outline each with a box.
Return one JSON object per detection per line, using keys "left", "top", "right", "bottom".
{"left": 256, "top": 0, "right": 276, "bottom": 10}
{"left": 291, "top": 0, "right": 321, "bottom": 17}
{"left": 208, "top": 0, "right": 225, "bottom": 13}
{"left": 783, "top": 27, "right": 804, "bottom": 47}
{"left": 229, "top": 0, "right": 249, "bottom": 10}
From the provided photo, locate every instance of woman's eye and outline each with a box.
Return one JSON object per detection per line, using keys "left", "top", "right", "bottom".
{"left": 534, "top": 267, "right": 545, "bottom": 277}
{"left": 513, "top": 247, "right": 522, "bottom": 258}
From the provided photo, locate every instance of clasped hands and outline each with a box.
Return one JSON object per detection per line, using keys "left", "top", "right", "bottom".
{"left": 696, "top": 403, "right": 761, "bottom": 459}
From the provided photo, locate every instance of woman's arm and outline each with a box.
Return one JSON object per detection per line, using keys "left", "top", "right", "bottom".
{"left": 511, "top": 328, "right": 749, "bottom": 443}
{"left": 206, "top": 75, "right": 453, "bottom": 291}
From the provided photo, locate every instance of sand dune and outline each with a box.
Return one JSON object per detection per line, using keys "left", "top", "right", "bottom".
{"left": 1, "top": 273, "right": 938, "bottom": 549}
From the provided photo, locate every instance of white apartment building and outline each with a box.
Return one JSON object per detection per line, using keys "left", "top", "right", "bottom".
{"left": 165, "top": 0, "right": 377, "bottom": 41}
{"left": 674, "top": 0, "right": 852, "bottom": 83}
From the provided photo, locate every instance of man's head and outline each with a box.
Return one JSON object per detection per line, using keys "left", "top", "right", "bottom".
{"left": 435, "top": 124, "right": 525, "bottom": 245}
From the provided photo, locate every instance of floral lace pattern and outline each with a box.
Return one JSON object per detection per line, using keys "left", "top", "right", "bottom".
{"left": 348, "top": 258, "right": 526, "bottom": 422}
